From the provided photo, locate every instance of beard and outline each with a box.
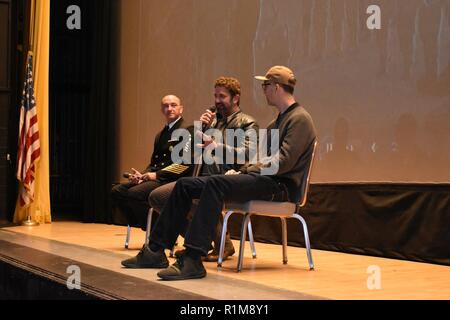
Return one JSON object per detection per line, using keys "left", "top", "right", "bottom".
{"left": 215, "top": 103, "right": 227, "bottom": 119}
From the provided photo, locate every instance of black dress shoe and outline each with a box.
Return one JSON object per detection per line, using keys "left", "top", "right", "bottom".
{"left": 121, "top": 245, "right": 169, "bottom": 269}
{"left": 157, "top": 255, "right": 206, "bottom": 281}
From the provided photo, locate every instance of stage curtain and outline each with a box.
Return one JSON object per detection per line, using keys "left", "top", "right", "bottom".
{"left": 228, "top": 183, "right": 450, "bottom": 266}
{"left": 14, "top": 0, "right": 51, "bottom": 224}
{"left": 82, "top": 0, "right": 118, "bottom": 223}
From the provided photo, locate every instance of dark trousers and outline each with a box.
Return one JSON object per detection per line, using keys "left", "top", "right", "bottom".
{"left": 149, "top": 173, "right": 283, "bottom": 255}
{"left": 111, "top": 180, "right": 162, "bottom": 229}
{"left": 148, "top": 181, "right": 176, "bottom": 213}
{"left": 149, "top": 181, "right": 190, "bottom": 238}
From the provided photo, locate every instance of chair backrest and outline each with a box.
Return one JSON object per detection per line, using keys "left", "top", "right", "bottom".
{"left": 297, "top": 140, "right": 318, "bottom": 208}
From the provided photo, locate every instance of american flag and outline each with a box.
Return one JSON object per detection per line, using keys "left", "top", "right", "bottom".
{"left": 16, "top": 53, "right": 40, "bottom": 207}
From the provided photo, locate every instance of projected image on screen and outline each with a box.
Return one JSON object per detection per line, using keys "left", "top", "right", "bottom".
{"left": 118, "top": 0, "right": 450, "bottom": 183}
{"left": 251, "top": 0, "right": 450, "bottom": 182}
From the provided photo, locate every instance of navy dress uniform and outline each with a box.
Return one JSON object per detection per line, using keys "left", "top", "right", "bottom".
{"left": 111, "top": 117, "right": 193, "bottom": 229}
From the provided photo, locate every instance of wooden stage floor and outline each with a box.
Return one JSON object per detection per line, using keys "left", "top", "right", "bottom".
{"left": 0, "top": 222, "right": 448, "bottom": 300}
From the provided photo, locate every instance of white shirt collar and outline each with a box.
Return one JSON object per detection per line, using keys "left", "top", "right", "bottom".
{"left": 167, "top": 116, "right": 182, "bottom": 130}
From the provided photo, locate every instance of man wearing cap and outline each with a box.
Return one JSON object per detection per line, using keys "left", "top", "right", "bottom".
{"left": 122, "top": 66, "right": 316, "bottom": 280}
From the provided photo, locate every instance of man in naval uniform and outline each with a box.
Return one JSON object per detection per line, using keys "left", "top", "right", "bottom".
{"left": 111, "top": 95, "right": 193, "bottom": 230}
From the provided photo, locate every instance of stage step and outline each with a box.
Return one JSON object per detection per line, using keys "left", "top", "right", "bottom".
{"left": 0, "top": 240, "right": 209, "bottom": 300}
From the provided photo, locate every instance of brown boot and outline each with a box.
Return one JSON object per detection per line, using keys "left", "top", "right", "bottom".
{"left": 204, "top": 234, "right": 235, "bottom": 262}
{"left": 204, "top": 215, "right": 235, "bottom": 262}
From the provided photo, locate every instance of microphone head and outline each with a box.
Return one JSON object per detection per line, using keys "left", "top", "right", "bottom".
{"left": 210, "top": 105, "right": 224, "bottom": 121}
{"left": 123, "top": 172, "right": 131, "bottom": 179}
{"left": 202, "top": 106, "right": 218, "bottom": 132}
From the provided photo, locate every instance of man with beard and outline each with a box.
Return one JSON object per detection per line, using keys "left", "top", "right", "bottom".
{"left": 122, "top": 77, "right": 259, "bottom": 267}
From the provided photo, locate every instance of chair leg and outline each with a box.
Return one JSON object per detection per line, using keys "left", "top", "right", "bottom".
{"left": 125, "top": 225, "right": 131, "bottom": 249}
{"left": 247, "top": 220, "right": 257, "bottom": 259}
{"left": 237, "top": 213, "right": 252, "bottom": 272}
{"left": 281, "top": 218, "right": 288, "bottom": 264}
{"left": 293, "top": 214, "right": 314, "bottom": 270}
{"left": 218, "top": 211, "right": 234, "bottom": 268}
{"left": 144, "top": 208, "right": 153, "bottom": 246}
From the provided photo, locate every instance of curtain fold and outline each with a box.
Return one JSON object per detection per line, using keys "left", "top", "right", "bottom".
{"left": 14, "top": 0, "right": 51, "bottom": 224}
{"left": 82, "top": 0, "right": 118, "bottom": 223}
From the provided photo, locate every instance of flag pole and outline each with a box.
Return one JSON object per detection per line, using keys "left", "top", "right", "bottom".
{"left": 22, "top": 207, "right": 40, "bottom": 226}
{"left": 20, "top": 51, "right": 39, "bottom": 227}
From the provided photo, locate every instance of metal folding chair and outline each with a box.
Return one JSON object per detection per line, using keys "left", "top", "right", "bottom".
{"left": 217, "top": 141, "right": 318, "bottom": 272}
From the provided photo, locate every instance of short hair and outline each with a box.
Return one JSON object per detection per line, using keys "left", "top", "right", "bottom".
{"left": 280, "top": 83, "right": 294, "bottom": 95}
{"left": 161, "top": 95, "right": 182, "bottom": 106}
{"left": 215, "top": 77, "right": 241, "bottom": 105}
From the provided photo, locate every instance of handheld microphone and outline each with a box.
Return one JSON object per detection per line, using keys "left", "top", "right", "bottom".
{"left": 202, "top": 106, "right": 217, "bottom": 132}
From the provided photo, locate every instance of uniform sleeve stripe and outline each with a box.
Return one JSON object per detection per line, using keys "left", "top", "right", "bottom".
{"left": 161, "top": 164, "right": 189, "bottom": 174}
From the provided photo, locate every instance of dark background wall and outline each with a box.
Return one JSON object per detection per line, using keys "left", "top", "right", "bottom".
{"left": 49, "top": 0, "right": 91, "bottom": 217}
{"left": 0, "top": 0, "right": 24, "bottom": 223}
{"left": 49, "top": 0, "right": 117, "bottom": 221}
